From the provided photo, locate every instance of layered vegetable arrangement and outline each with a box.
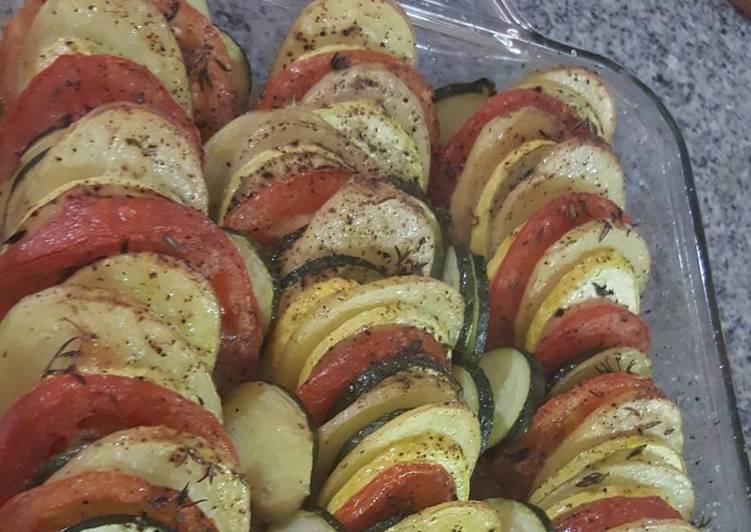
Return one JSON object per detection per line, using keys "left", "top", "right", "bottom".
{"left": 0, "top": 0, "right": 701, "bottom": 530}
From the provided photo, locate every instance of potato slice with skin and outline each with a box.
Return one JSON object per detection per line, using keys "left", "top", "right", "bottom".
{"left": 220, "top": 143, "right": 348, "bottom": 222}
{"left": 449, "top": 106, "right": 572, "bottom": 244}
{"left": 385, "top": 500, "right": 501, "bottom": 531}
{"left": 315, "top": 368, "right": 462, "bottom": 487}
{"left": 318, "top": 403, "right": 480, "bottom": 506}
{"left": 530, "top": 435, "right": 685, "bottom": 506}
{"left": 525, "top": 248, "right": 640, "bottom": 352}
{"left": 0, "top": 285, "right": 220, "bottom": 417}
{"left": 279, "top": 176, "right": 439, "bottom": 278}
{"left": 65, "top": 252, "right": 221, "bottom": 361}
{"left": 4, "top": 104, "right": 206, "bottom": 237}
{"left": 204, "top": 109, "right": 383, "bottom": 218}
{"left": 313, "top": 100, "right": 425, "bottom": 190}
{"left": 297, "top": 302, "right": 451, "bottom": 387}
{"left": 17, "top": 0, "right": 191, "bottom": 113}
{"left": 516, "top": 68, "right": 616, "bottom": 142}
{"left": 549, "top": 347, "right": 652, "bottom": 396}
{"left": 271, "top": 0, "right": 415, "bottom": 75}
{"left": 470, "top": 139, "right": 556, "bottom": 257}
{"left": 224, "top": 382, "right": 314, "bottom": 524}
{"left": 303, "top": 63, "right": 432, "bottom": 179}
{"left": 50, "top": 426, "right": 250, "bottom": 532}
{"left": 516, "top": 221, "right": 650, "bottom": 344}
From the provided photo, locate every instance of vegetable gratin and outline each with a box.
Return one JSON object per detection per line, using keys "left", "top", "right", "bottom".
{"left": 0, "top": 0, "right": 737, "bottom": 530}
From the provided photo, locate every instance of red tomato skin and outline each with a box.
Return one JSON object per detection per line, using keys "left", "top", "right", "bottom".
{"left": 430, "top": 89, "right": 587, "bottom": 209}
{"left": 0, "top": 54, "right": 200, "bottom": 186}
{"left": 534, "top": 303, "right": 652, "bottom": 373}
{"left": 487, "top": 192, "right": 628, "bottom": 349}
{"left": 224, "top": 169, "right": 354, "bottom": 247}
{"left": 149, "top": 0, "right": 240, "bottom": 138}
{"left": 0, "top": 373, "right": 236, "bottom": 506}
{"left": 0, "top": 192, "right": 262, "bottom": 387}
{"left": 333, "top": 463, "right": 456, "bottom": 532}
{"left": 296, "top": 326, "right": 449, "bottom": 425}
{"left": 555, "top": 496, "right": 682, "bottom": 532}
{"left": 470, "top": 373, "right": 662, "bottom": 501}
{"left": 0, "top": 470, "right": 219, "bottom": 531}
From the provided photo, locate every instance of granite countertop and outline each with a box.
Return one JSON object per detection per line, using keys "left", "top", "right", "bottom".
{"left": 515, "top": 0, "right": 751, "bottom": 444}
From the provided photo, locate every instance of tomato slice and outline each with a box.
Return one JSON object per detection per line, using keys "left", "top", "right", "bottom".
{"left": 0, "top": 373, "right": 236, "bottom": 506}
{"left": 0, "top": 191, "right": 262, "bottom": 387}
{"left": 430, "top": 88, "right": 586, "bottom": 209}
{"left": 256, "top": 49, "right": 439, "bottom": 164}
{"left": 487, "top": 192, "right": 628, "bottom": 349}
{"left": 534, "top": 303, "right": 651, "bottom": 374}
{"left": 555, "top": 496, "right": 681, "bottom": 532}
{"left": 0, "top": 0, "right": 43, "bottom": 110}
{"left": 0, "top": 470, "right": 218, "bottom": 530}
{"left": 333, "top": 463, "right": 456, "bottom": 532}
{"left": 0, "top": 54, "right": 200, "bottom": 185}
{"left": 224, "top": 168, "right": 354, "bottom": 247}
{"left": 149, "top": 0, "right": 239, "bottom": 138}
{"left": 296, "top": 326, "right": 448, "bottom": 425}
{"left": 471, "top": 373, "right": 662, "bottom": 501}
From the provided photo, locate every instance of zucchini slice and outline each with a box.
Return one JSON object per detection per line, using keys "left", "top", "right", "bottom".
{"left": 0, "top": 285, "right": 220, "bottom": 418}
{"left": 452, "top": 361, "right": 494, "bottom": 452}
{"left": 384, "top": 501, "right": 501, "bottom": 531}
{"left": 315, "top": 367, "right": 462, "bottom": 487}
{"left": 435, "top": 78, "right": 497, "bottom": 147}
{"left": 224, "top": 382, "right": 315, "bottom": 524}
{"left": 470, "top": 251, "right": 490, "bottom": 358}
{"left": 516, "top": 67, "right": 616, "bottom": 142}
{"left": 17, "top": 0, "right": 191, "bottom": 113}
{"left": 225, "top": 230, "right": 279, "bottom": 333}
{"left": 270, "top": 0, "right": 416, "bottom": 74}
{"left": 483, "top": 498, "right": 552, "bottom": 532}
{"left": 549, "top": 348, "right": 652, "bottom": 396}
{"left": 479, "top": 348, "right": 546, "bottom": 448}
{"left": 332, "top": 409, "right": 407, "bottom": 468}
{"left": 4, "top": 103, "right": 207, "bottom": 238}
{"left": 442, "top": 245, "right": 475, "bottom": 356}
{"left": 273, "top": 275, "right": 463, "bottom": 391}
{"left": 304, "top": 64, "right": 432, "bottom": 182}
{"left": 218, "top": 29, "right": 252, "bottom": 112}
{"left": 331, "top": 355, "right": 448, "bottom": 416}
{"left": 268, "top": 508, "right": 345, "bottom": 532}
{"left": 279, "top": 176, "right": 440, "bottom": 278}
{"left": 318, "top": 403, "right": 481, "bottom": 507}
{"left": 49, "top": 427, "right": 249, "bottom": 532}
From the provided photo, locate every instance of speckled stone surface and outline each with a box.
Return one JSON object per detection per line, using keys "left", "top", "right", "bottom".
{"left": 514, "top": 0, "right": 751, "bottom": 445}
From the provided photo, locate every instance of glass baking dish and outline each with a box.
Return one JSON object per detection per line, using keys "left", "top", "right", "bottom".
{"left": 3, "top": 0, "right": 750, "bottom": 528}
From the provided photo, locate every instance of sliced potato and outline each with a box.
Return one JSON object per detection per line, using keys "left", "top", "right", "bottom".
{"left": 4, "top": 104, "right": 206, "bottom": 237}
{"left": 486, "top": 228, "right": 517, "bottom": 280}
{"left": 273, "top": 275, "right": 463, "bottom": 391}
{"left": 224, "top": 382, "right": 315, "bottom": 524}
{"left": 315, "top": 368, "right": 462, "bottom": 486}
{"left": 278, "top": 176, "right": 440, "bottom": 279}
{"left": 385, "top": 501, "right": 501, "bottom": 531}
{"left": 327, "top": 432, "right": 470, "bottom": 514}
{"left": 303, "top": 63, "right": 431, "bottom": 179}
{"left": 516, "top": 67, "right": 616, "bottom": 142}
{"left": 297, "top": 302, "right": 450, "bottom": 386}
{"left": 220, "top": 143, "right": 348, "bottom": 221}
{"left": 270, "top": 0, "right": 415, "bottom": 75}
{"left": 435, "top": 79, "right": 497, "bottom": 147}
{"left": 0, "top": 285, "right": 220, "bottom": 418}
{"left": 515, "top": 221, "right": 650, "bottom": 344}
{"left": 204, "top": 109, "right": 383, "bottom": 218}
{"left": 549, "top": 347, "right": 653, "bottom": 396}
{"left": 525, "top": 248, "right": 640, "bottom": 352}
{"left": 313, "top": 100, "right": 424, "bottom": 189}
{"left": 50, "top": 426, "right": 249, "bottom": 532}
{"left": 449, "top": 106, "right": 571, "bottom": 244}
{"left": 318, "top": 403, "right": 480, "bottom": 506}
{"left": 64, "top": 252, "right": 221, "bottom": 361}
{"left": 469, "top": 139, "right": 556, "bottom": 257}
{"left": 18, "top": 0, "right": 191, "bottom": 113}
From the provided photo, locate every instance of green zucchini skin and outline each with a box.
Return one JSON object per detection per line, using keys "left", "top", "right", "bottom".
{"left": 505, "top": 351, "right": 547, "bottom": 441}
{"left": 442, "top": 245, "right": 475, "bottom": 356}
{"left": 29, "top": 444, "right": 87, "bottom": 488}
{"left": 280, "top": 254, "right": 387, "bottom": 291}
{"left": 363, "top": 514, "right": 404, "bottom": 531}
{"left": 63, "top": 515, "right": 172, "bottom": 531}
{"left": 453, "top": 360, "right": 494, "bottom": 452}
{"left": 469, "top": 251, "right": 489, "bottom": 359}
{"left": 330, "top": 356, "right": 448, "bottom": 418}
{"left": 433, "top": 78, "right": 497, "bottom": 101}
{"left": 269, "top": 226, "right": 307, "bottom": 272}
